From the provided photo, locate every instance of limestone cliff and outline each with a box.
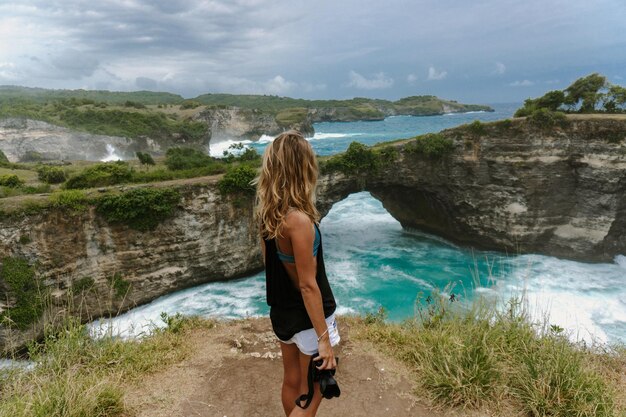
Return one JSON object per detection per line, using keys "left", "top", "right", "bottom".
{"left": 193, "top": 107, "right": 314, "bottom": 143}
{"left": 0, "top": 180, "right": 260, "bottom": 352}
{"left": 317, "top": 115, "right": 626, "bottom": 262}
{"left": 0, "top": 118, "right": 154, "bottom": 162}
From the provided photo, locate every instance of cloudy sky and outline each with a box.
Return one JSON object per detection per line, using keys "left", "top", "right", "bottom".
{"left": 1, "top": 0, "right": 625, "bottom": 103}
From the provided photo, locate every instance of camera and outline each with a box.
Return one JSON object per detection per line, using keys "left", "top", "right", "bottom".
{"left": 313, "top": 357, "right": 341, "bottom": 399}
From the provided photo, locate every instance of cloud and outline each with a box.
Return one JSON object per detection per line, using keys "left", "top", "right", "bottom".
{"left": 407, "top": 73, "right": 418, "bottom": 84}
{"left": 347, "top": 70, "right": 394, "bottom": 89}
{"left": 493, "top": 62, "right": 506, "bottom": 75}
{"left": 264, "top": 75, "right": 296, "bottom": 94}
{"left": 509, "top": 79, "right": 535, "bottom": 87}
{"left": 427, "top": 66, "right": 447, "bottom": 81}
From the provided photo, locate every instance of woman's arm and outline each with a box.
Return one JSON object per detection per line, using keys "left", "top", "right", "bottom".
{"left": 285, "top": 211, "right": 336, "bottom": 370}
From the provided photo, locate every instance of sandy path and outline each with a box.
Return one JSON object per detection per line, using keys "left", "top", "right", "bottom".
{"left": 122, "top": 317, "right": 448, "bottom": 417}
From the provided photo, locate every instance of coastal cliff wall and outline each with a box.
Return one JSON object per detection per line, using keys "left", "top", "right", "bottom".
{"left": 0, "top": 118, "right": 149, "bottom": 162}
{"left": 1, "top": 116, "right": 625, "bottom": 351}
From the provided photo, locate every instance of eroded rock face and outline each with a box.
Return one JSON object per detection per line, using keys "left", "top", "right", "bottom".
{"left": 0, "top": 181, "right": 261, "bottom": 352}
{"left": 0, "top": 118, "right": 150, "bottom": 162}
{"left": 194, "top": 107, "right": 314, "bottom": 145}
{"left": 362, "top": 117, "right": 626, "bottom": 262}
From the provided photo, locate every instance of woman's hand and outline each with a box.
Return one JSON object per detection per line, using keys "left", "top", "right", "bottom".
{"left": 314, "top": 335, "right": 336, "bottom": 370}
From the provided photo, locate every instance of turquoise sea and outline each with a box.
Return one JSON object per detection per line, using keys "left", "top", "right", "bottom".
{"left": 91, "top": 104, "right": 626, "bottom": 345}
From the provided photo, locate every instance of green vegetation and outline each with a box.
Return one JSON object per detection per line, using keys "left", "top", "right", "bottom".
{"left": 49, "top": 190, "right": 90, "bottom": 213}
{"left": 95, "top": 187, "right": 181, "bottom": 231}
{"left": 0, "top": 313, "right": 214, "bottom": 417}
{"left": 275, "top": 107, "right": 308, "bottom": 127}
{"left": 217, "top": 165, "right": 257, "bottom": 195}
{"left": 528, "top": 108, "right": 568, "bottom": 129}
{"left": 193, "top": 93, "right": 492, "bottom": 117}
{"left": 71, "top": 276, "right": 95, "bottom": 294}
{"left": 0, "top": 174, "right": 24, "bottom": 188}
{"left": 0, "top": 149, "right": 9, "bottom": 165}
{"left": 0, "top": 85, "right": 184, "bottom": 105}
{"left": 467, "top": 120, "right": 486, "bottom": 136}
{"left": 64, "top": 161, "right": 133, "bottom": 189}
{"left": 322, "top": 142, "right": 380, "bottom": 175}
{"left": 0, "top": 257, "right": 45, "bottom": 330}
{"left": 404, "top": 133, "right": 455, "bottom": 158}
{"left": 135, "top": 151, "right": 155, "bottom": 167}
{"left": 515, "top": 73, "right": 626, "bottom": 116}
{"left": 353, "top": 293, "right": 624, "bottom": 416}
{"left": 164, "top": 147, "right": 214, "bottom": 170}
{"left": 107, "top": 272, "right": 131, "bottom": 298}
{"left": 37, "top": 165, "right": 67, "bottom": 184}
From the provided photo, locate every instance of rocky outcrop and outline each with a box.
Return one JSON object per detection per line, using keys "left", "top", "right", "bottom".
{"left": 1, "top": 115, "right": 625, "bottom": 352}
{"left": 193, "top": 107, "right": 314, "bottom": 144}
{"left": 0, "top": 180, "right": 260, "bottom": 352}
{"left": 0, "top": 118, "right": 160, "bottom": 162}
{"left": 318, "top": 115, "right": 626, "bottom": 262}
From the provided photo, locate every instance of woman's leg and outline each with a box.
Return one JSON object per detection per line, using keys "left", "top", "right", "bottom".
{"left": 279, "top": 341, "right": 301, "bottom": 416}
{"left": 288, "top": 351, "right": 323, "bottom": 417}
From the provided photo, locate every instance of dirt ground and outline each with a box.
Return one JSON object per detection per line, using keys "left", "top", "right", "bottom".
{"left": 122, "top": 317, "right": 460, "bottom": 417}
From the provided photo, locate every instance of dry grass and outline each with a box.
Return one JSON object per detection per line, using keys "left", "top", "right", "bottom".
{"left": 349, "top": 295, "right": 626, "bottom": 417}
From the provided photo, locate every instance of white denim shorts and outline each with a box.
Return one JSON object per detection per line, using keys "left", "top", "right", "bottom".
{"left": 279, "top": 313, "right": 340, "bottom": 355}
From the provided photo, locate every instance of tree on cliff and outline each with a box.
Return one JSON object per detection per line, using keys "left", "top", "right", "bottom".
{"left": 515, "top": 73, "right": 625, "bottom": 116}
{"left": 563, "top": 73, "right": 607, "bottom": 112}
{"left": 136, "top": 151, "right": 155, "bottom": 169}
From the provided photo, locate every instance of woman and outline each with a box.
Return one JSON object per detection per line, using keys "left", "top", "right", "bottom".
{"left": 255, "top": 130, "right": 340, "bottom": 417}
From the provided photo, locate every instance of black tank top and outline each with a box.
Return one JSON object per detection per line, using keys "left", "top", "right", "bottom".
{"left": 264, "top": 223, "right": 337, "bottom": 341}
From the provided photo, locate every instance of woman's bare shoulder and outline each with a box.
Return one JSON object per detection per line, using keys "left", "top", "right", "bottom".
{"left": 283, "top": 209, "right": 313, "bottom": 234}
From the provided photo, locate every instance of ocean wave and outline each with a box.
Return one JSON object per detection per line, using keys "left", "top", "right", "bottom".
{"left": 311, "top": 132, "right": 363, "bottom": 140}
{"left": 100, "top": 144, "right": 124, "bottom": 161}
{"left": 443, "top": 110, "right": 487, "bottom": 116}
{"left": 208, "top": 139, "right": 253, "bottom": 157}
{"left": 615, "top": 254, "right": 626, "bottom": 269}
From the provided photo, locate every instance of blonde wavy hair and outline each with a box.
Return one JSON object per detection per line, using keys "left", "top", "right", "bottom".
{"left": 254, "top": 130, "right": 320, "bottom": 239}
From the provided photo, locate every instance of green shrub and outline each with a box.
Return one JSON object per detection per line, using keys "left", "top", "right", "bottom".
{"left": 0, "top": 174, "right": 25, "bottom": 188}
{"left": 180, "top": 100, "right": 202, "bottom": 109}
{"left": 0, "top": 257, "right": 45, "bottom": 330}
{"left": 96, "top": 187, "right": 181, "bottom": 230}
{"left": 37, "top": 165, "right": 67, "bottom": 184}
{"left": 123, "top": 100, "right": 146, "bottom": 109}
{"left": 72, "top": 276, "right": 95, "bottom": 293}
{"left": 528, "top": 108, "right": 568, "bottom": 129}
{"left": 404, "top": 133, "right": 455, "bottom": 158}
{"left": 165, "top": 147, "right": 214, "bottom": 170}
{"left": 322, "top": 141, "right": 379, "bottom": 175}
{"left": 65, "top": 161, "right": 134, "bottom": 189}
{"left": 467, "top": 120, "right": 486, "bottom": 136}
{"left": 107, "top": 272, "right": 131, "bottom": 298}
{"left": 136, "top": 151, "right": 155, "bottom": 166}
{"left": 49, "top": 189, "right": 90, "bottom": 212}
{"left": 218, "top": 165, "right": 257, "bottom": 195}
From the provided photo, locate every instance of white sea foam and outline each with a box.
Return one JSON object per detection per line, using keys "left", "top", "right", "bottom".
{"left": 443, "top": 110, "right": 487, "bottom": 116}
{"left": 503, "top": 254, "right": 626, "bottom": 344}
{"left": 311, "top": 132, "right": 363, "bottom": 140}
{"left": 615, "top": 254, "right": 626, "bottom": 269}
{"left": 208, "top": 139, "right": 254, "bottom": 158}
{"left": 88, "top": 275, "right": 266, "bottom": 339}
{"left": 258, "top": 134, "right": 275, "bottom": 143}
{"left": 100, "top": 144, "right": 123, "bottom": 161}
